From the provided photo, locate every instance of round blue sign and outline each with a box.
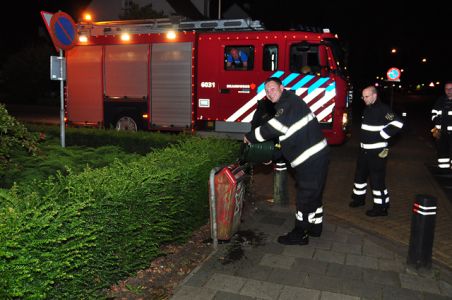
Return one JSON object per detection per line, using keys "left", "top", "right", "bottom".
{"left": 50, "top": 12, "right": 77, "bottom": 50}
{"left": 387, "top": 67, "right": 401, "bottom": 81}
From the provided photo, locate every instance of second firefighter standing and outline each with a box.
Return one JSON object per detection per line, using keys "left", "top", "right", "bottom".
{"left": 349, "top": 86, "right": 404, "bottom": 217}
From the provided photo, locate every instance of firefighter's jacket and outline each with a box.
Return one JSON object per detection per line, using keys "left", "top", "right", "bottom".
{"left": 250, "top": 99, "right": 276, "bottom": 130}
{"left": 245, "top": 90, "right": 329, "bottom": 168}
{"left": 431, "top": 95, "right": 452, "bottom": 132}
{"left": 359, "top": 100, "right": 404, "bottom": 151}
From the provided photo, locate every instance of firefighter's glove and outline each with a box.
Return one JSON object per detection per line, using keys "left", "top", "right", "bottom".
{"left": 431, "top": 128, "right": 441, "bottom": 140}
{"left": 378, "top": 148, "right": 389, "bottom": 158}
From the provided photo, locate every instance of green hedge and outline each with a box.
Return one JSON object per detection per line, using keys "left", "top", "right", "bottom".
{"left": 1, "top": 144, "right": 142, "bottom": 189}
{"left": 2, "top": 123, "right": 188, "bottom": 189}
{"left": 0, "top": 137, "right": 240, "bottom": 299}
{"left": 25, "top": 124, "right": 187, "bottom": 154}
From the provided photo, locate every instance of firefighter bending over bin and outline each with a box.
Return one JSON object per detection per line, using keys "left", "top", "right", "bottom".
{"left": 243, "top": 77, "right": 330, "bottom": 245}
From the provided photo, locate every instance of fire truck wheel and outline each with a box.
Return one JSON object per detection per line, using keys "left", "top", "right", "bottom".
{"left": 115, "top": 116, "right": 138, "bottom": 131}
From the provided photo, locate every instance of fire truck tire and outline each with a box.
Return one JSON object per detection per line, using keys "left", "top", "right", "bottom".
{"left": 115, "top": 115, "right": 138, "bottom": 131}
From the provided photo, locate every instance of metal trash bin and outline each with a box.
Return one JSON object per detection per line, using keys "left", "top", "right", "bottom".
{"left": 240, "top": 141, "right": 275, "bottom": 164}
{"left": 209, "top": 163, "right": 248, "bottom": 245}
{"left": 407, "top": 194, "right": 437, "bottom": 269}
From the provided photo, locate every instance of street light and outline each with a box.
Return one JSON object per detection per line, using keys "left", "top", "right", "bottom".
{"left": 391, "top": 48, "right": 397, "bottom": 54}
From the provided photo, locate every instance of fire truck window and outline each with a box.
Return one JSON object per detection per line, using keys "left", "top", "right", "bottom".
{"left": 263, "top": 45, "right": 278, "bottom": 71}
{"left": 289, "top": 43, "right": 321, "bottom": 74}
{"left": 324, "top": 38, "right": 347, "bottom": 76}
{"left": 224, "top": 46, "right": 254, "bottom": 71}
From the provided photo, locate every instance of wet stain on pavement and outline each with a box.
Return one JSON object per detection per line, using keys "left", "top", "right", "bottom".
{"left": 220, "top": 229, "right": 266, "bottom": 265}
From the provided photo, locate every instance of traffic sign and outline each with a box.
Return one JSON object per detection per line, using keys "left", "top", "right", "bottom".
{"left": 387, "top": 67, "right": 401, "bottom": 82}
{"left": 49, "top": 12, "right": 77, "bottom": 51}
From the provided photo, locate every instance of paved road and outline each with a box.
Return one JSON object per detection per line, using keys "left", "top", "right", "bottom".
{"left": 172, "top": 93, "right": 452, "bottom": 299}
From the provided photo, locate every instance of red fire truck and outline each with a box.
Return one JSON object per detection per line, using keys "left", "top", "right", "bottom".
{"left": 63, "top": 17, "right": 352, "bottom": 144}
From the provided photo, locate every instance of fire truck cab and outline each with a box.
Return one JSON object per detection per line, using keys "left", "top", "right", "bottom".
{"left": 65, "top": 17, "right": 352, "bottom": 144}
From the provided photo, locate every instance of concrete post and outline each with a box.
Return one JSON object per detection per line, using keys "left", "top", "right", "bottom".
{"left": 273, "top": 161, "right": 289, "bottom": 205}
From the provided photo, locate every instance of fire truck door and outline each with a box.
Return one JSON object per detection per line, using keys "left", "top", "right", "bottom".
{"left": 150, "top": 42, "right": 192, "bottom": 128}
{"left": 66, "top": 46, "right": 103, "bottom": 125}
{"left": 215, "top": 44, "right": 259, "bottom": 133}
{"left": 103, "top": 44, "right": 149, "bottom": 129}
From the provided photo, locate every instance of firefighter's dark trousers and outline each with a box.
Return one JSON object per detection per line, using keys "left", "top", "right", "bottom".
{"left": 293, "top": 155, "right": 329, "bottom": 235}
{"left": 436, "top": 132, "right": 452, "bottom": 169}
{"left": 351, "top": 149, "right": 389, "bottom": 208}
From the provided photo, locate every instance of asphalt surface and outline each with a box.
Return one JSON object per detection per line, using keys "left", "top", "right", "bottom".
{"left": 4, "top": 104, "right": 60, "bottom": 125}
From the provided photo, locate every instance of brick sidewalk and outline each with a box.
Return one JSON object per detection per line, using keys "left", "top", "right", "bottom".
{"left": 171, "top": 202, "right": 452, "bottom": 299}
{"left": 172, "top": 119, "right": 452, "bottom": 299}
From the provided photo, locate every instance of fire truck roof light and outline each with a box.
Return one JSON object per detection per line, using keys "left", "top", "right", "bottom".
{"left": 79, "top": 35, "right": 88, "bottom": 43}
{"left": 323, "top": 28, "right": 330, "bottom": 33}
{"left": 166, "top": 30, "right": 177, "bottom": 39}
{"left": 121, "top": 33, "right": 130, "bottom": 41}
{"left": 83, "top": 13, "right": 92, "bottom": 22}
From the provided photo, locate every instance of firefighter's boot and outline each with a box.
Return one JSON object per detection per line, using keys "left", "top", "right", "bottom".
{"left": 349, "top": 199, "right": 365, "bottom": 208}
{"left": 349, "top": 193, "right": 365, "bottom": 207}
{"left": 277, "top": 227, "right": 309, "bottom": 245}
{"left": 308, "top": 223, "right": 322, "bottom": 237}
{"left": 365, "top": 205, "right": 388, "bottom": 217}
{"left": 278, "top": 220, "right": 309, "bottom": 245}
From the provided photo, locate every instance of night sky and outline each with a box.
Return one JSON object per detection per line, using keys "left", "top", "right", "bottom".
{"left": 248, "top": 1, "right": 450, "bottom": 86}
{"left": 1, "top": 0, "right": 449, "bottom": 88}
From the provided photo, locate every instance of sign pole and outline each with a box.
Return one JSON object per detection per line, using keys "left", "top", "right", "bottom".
{"left": 59, "top": 49, "right": 65, "bottom": 148}
{"left": 42, "top": 10, "right": 77, "bottom": 148}
{"left": 390, "top": 83, "right": 394, "bottom": 110}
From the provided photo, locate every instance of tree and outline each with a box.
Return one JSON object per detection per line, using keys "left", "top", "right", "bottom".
{"left": 1, "top": 42, "right": 58, "bottom": 104}
{"left": 119, "top": 1, "right": 167, "bottom": 20}
{"left": 0, "top": 104, "right": 38, "bottom": 172}
{"left": 166, "top": 0, "right": 205, "bottom": 20}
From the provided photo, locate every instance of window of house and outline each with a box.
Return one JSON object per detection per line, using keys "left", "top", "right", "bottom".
{"left": 224, "top": 46, "right": 254, "bottom": 71}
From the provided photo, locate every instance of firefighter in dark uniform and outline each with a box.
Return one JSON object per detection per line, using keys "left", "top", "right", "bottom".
{"left": 244, "top": 77, "right": 329, "bottom": 245}
{"left": 349, "top": 86, "right": 404, "bottom": 217}
{"left": 431, "top": 80, "right": 452, "bottom": 171}
{"left": 249, "top": 97, "right": 282, "bottom": 161}
{"left": 250, "top": 98, "right": 276, "bottom": 130}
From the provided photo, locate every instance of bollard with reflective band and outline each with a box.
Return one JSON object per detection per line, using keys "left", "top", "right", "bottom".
{"left": 407, "top": 194, "right": 437, "bottom": 269}
{"left": 273, "top": 161, "right": 289, "bottom": 205}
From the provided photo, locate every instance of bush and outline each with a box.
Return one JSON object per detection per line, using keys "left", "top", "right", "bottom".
{"left": 0, "top": 143, "right": 141, "bottom": 189}
{"left": 0, "top": 136, "right": 241, "bottom": 299}
{"left": 0, "top": 103, "right": 39, "bottom": 171}
{"left": 25, "top": 124, "right": 187, "bottom": 154}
